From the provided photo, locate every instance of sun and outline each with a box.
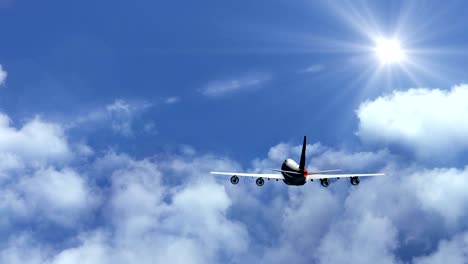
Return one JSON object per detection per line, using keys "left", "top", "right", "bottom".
{"left": 373, "top": 37, "right": 406, "bottom": 65}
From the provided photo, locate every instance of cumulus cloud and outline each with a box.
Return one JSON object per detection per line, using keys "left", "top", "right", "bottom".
{"left": 200, "top": 74, "right": 271, "bottom": 97}
{"left": 406, "top": 167, "right": 468, "bottom": 227}
{"left": 0, "top": 167, "right": 95, "bottom": 227}
{"left": 316, "top": 214, "right": 399, "bottom": 264}
{"left": 413, "top": 232, "right": 468, "bottom": 264}
{"left": 48, "top": 233, "right": 112, "bottom": 264}
{"left": 0, "top": 114, "right": 71, "bottom": 169}
{"left": 357, "top": 85, "right": 468, "bottom": 160}
{"left": 0, "top": 141, "right": 251, "bottom": 264}
{"left": 0, "top": 113, "right": 94, "bottom": 231}
{"left": 18, "top": 167, "right": 95, "bottom": 225}
{"left": 0, "top": 234, "right": 47, "bottom": 264}
{"left": 46, "top": 152, "right": 248, "bottom": 264}
{"left": 0, "top": 64, "right": 7, "bottom": 85}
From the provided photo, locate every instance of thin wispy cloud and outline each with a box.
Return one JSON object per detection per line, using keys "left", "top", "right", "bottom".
{"left": 68, "top": 99, "right": 153, "bottom": 137}
{"left": 199, "top": 74, "right": 271, "bottom": 97}
{"left": 299, "top": 64, "right": 325, "bottom": 74}
{"left": 164, "top": 96, "right": 180, "bottom": 104}
{"left": 0, "top": 64, "right": 7, "bottom": 86}
{"left": 106, "top": 100, "right": 136, "bottom": 136}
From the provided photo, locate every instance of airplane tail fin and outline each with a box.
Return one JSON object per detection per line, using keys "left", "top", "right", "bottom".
{"left": 299, "top": 136, "right": 306, "bottom": 171}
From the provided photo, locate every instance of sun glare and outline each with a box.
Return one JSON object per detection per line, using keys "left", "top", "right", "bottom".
{"left": 374, "top": 37, "right": 406, "bottom": 65}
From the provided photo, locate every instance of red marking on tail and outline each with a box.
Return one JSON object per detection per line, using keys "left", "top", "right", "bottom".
{"left": 303, "top": 169, "right": 308, "bottom": 178}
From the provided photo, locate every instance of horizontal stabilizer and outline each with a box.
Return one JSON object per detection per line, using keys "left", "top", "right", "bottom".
{"left": 272, "top": 169, "right": 302, "bottom": 175}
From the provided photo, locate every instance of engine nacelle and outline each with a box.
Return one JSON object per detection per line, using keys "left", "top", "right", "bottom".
{"left": 350, "top": 176, "right": 360, "bottom": 186}
{"left": 256, "top": 177, "right": 264, "bottom": 186}
{"left": 230, "top": 175, "right": 239, "bottom": 185}
{"left": 320, "top": 178, "right": 330, "bottom": 187}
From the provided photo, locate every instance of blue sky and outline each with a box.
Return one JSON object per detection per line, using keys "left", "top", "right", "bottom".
{"left": 1, "top": 0, "right": 468, "bottom": 263}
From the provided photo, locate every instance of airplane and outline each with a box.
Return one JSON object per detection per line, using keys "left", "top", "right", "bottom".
{"left": 210, "top": 136, "right": 386, "bottom": 187}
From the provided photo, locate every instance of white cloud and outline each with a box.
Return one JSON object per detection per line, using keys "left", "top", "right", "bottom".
{"left": 0, "top": 114, "right": 71, "bottom": 167}
{"left": 316, "top": 214, "right": 399, "bottom": 264}
{"left": 0, "top": 146, "right": 250, "bottom": 264}
{"left": 357, "top": 85, "right": 468, "bottom": 160}
{"left": 200, "top": 74, "right": 270, "bottom": 97}
{"left": 413, "top": 232, "right": 468, "bottom": 264}
{"left": 0, "top": 166, "right": 96, "bottom": 227}
{"left": 22, "top": 168, "right": 89, "bottom": 211}
{"left": 0, "top": 153, "right": 24, "bottom": 177}
{"left": 311, "top": 148, "right": 394, "bottom": 171}
{"left": 42, "top": 152, "right": 248, "bottom": 264}
{"left": 0, "top": 112, "right": 94, "bottom": 227}
{"left": 108, "top": 156, "right": 164, "bottom": 237}
{"left": 0, "top": 234, "right": 48, "bottom": 264}
{"left": 18, "top": 167, "right": 95, "bottom": 225}
{"left": 166, "top": 183, "right": 249, "bottom": 255}
{"left": 406, "top": 167, "right": 468, "bottom": 227}
{"left": 0, "top": 64, "right": 7, "bottom": 85}
{"left": 74, "top": 142, "right": 94, "bottom": 157}
{"left": 48, "top": 232, "right": 112, "bottom": 264}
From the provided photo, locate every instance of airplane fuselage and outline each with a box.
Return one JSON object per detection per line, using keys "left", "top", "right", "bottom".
{"left": 281, "top": 159, "right": 307, "bottom": 186}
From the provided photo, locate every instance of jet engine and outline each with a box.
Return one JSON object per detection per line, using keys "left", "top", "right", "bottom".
{"left": 320, "top": 178, "right": 330, "bottom": 187}
{"left": 230, "top": 175, "right": 239, "bottom": 185}
{"left": 350, "top": 176, "right": 360, "bottom": 186}
{"left": 256, "top": 178, "right": 264, "bottom": 186}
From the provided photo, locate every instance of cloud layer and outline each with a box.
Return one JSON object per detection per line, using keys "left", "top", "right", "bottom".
{"left": 1, "top": 85, "right": 468, "bottom": 263}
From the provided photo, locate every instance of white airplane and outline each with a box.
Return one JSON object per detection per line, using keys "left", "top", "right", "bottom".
{"left": 211, "top": 136, "right": 386, "bottom": 187}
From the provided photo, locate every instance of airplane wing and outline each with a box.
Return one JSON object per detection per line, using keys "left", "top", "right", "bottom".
{"left": 307, "top": 173, "right": 386, "bottom": 180}
{"left": 308, "top": 169, "right": 342, "bottom": 175}
{"left": 210, "top": 172, "right": 285, "bottom": 180}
